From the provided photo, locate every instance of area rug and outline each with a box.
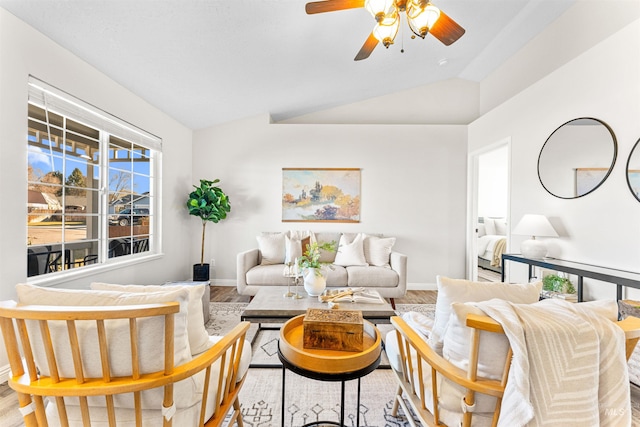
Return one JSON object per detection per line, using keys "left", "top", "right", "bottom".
{"left": 206, "top": 302, "right": 433, "bottom": 427}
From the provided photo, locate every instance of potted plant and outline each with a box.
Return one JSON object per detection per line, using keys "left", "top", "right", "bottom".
{"left": 187, "top": 179, "right": 231, "bottom": 281}
{"left": 542, "top": 274, "right": 575, "bottom": 294}
{"left": 297, "top": 240, "right": 336, "bottom": 296}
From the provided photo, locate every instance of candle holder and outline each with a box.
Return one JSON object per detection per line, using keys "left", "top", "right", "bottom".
{"left": 283, "top": 262, "right": 294, "bottom": 298}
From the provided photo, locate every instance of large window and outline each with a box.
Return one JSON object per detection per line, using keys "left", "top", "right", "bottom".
{"left": 27, "top": 77, "right": 160, "bottom": 278}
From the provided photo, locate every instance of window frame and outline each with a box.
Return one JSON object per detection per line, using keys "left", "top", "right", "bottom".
{"left": 27, "top": 77, "right": 162, "bottom": 285}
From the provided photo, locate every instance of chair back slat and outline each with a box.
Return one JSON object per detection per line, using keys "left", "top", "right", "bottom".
{"left": 38, "top": 320, "right": 60, "bottom": 383}
{"left": 16, "top": 319, "right": 39, "bottom": 381}
{"left": 134, "top": 391, "right": 142, "bottom": 427}
{"left": 129, "top": 318, "right": 140, "bottom": 380}
{"left": 199, "top": 366, "right": 213, "bottom": 426}
{"left": 65, "top": 320, "right": 85, "bottom": 384}
{"left": 164, "top": 312, "right": 175, "bottom": 375}
{"left": 96, "top": 320, "right": 112, "bottom": 382}
{"left": 211, "top": 351, "right": 227, "bottom": 419}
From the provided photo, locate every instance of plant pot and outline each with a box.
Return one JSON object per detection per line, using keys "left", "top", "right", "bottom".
{"left": 303, "top": 268, "right": 326, "bottom": 296}
{"left": 193, "top": 263, "right": 210, "bottom": 281}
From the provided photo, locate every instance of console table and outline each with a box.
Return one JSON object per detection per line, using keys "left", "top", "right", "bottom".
{"left": 501, "top": 254, "right": 640, "bottom": 302}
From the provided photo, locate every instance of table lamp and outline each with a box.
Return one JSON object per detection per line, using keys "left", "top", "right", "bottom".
{"left": 512, "top": 214, "right": 558, "bottom": 259}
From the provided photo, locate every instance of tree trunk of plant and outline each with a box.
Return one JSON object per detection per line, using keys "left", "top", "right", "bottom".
{"left": 200, "top": 220, "right": 207, "bottom": 265}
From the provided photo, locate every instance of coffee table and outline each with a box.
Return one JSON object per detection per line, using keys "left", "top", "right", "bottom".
{"left": 240, "top": 287, "right": 395, "bottom": 368}
{"left": 240, "top": 286, "right": 396, "bottom": 326}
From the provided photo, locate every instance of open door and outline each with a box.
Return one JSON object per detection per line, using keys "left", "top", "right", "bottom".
{"left": 467, "top": 140, "right": 510, "bottom": 281}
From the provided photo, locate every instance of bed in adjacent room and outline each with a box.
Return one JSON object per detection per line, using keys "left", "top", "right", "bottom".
{"left": 478, "top": 217, "right": 507, "bottom": 274}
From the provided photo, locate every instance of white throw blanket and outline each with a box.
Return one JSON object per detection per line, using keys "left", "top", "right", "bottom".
{"left": 475, "top": 298, "right": 630, "bottom": 427}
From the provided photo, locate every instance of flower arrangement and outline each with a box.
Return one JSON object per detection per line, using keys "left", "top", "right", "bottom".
{"left": 297, "top": 240, "right": 336, "bottom": 276}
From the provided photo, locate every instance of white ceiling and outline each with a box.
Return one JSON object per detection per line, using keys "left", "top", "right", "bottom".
{"left": 0, "top": 0, "right": 575, "bottom": 130}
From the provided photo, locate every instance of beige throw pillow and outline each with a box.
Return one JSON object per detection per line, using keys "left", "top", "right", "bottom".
{"left": 257, "top": 232, "right": 286, "bottom": 265}
{"left": 334, "top": 233, "right": 368, "bottom": 267}
{"left": 363, "top": 234, "right": 396, "bottom": 267}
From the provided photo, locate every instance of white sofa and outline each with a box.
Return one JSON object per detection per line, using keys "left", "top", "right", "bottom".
{"left": 237, "top": 231, "right": 407, "bottom": 303}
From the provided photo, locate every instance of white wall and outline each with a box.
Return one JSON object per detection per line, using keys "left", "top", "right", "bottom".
{"left": 0, "top": 8, "right": 195, "bottom": 295}
{"left": 469, "top": 16, "right": 640, "bottom": 300}
{"left": 478, "top": 145, "right": 508, "bottom": 218}
{"left": 192, "top": 116, "right": 468, "bottom": 287}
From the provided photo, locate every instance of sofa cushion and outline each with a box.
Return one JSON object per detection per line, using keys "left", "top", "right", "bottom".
{"left": 363, "top": 235, "right": 396, "bottom": 267}
{"left": 90, "top": 282, "right": 211, "bottom": 355}
{"left": 334, "top": 233, "right": 368, "bottom": 267}
{"left": 429, "top": 276, "right": 542, "bottom": 354}
{"left": 246, "top": 264, "right": 291, "bottom": 286}
{"left": 257, "top": 232, "right": 286, "bottom": 265}
{"left": 346, "top": 265, "right": 399, "bottom": 288}
{"left": 324, "top": 265, "right": 348, "bottom": 287}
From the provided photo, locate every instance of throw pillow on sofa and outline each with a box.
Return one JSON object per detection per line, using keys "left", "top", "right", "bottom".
{"left": 257, "top": 232, "right": 286, "bottom": 265}
{"left": 334, "top": 233, "right": 368, "bottom": 267}
{"left": 91, "top": 282, "right": 211, "bottom": 355}
{"left": 363, "top": 234, "right": 396, "bottom": 267}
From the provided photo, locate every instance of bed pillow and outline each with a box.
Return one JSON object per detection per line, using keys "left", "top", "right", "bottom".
{"left": 334, "top": 233, "right": 368, "bottom": 267}
{"left": 15, "top": 283, "right": 192, "bottom": 376}
{"left": 257, "top": 232, "right": 286, "bottom": 265}
{"left": 483, "top": 218, "right": 496, "bottom": 235}
{"left": 91, "top": 282, "right": 211, "bottom": 355}
{"left": 429, "top": 276, "right": 542, "bottom": 354}
{"left": 363, "top": 235, "right": 396, "bottom": 267}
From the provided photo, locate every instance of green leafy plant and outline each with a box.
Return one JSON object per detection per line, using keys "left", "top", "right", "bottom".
{"left": 187, "top": 179, "right": 231, "bottom": 265}
{"left": 542, "top": 274, "right": 575, "bottom": 294}
{"left": 297, "top": 241, "right": 336, "bottom": 276}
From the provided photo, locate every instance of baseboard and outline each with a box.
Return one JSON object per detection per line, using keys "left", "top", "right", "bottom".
{"left": 210, "top": 279, "right": 237, "bottom": 287}
{"left": 408, "top": 282, "right": 437, "bottom": 291}
{"left": 0, "top": 364, "right": 9, "bottom": 384}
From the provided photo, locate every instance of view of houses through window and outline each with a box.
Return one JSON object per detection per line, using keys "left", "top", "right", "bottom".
{"left": 27, "top": 78, "right": 159, "bottom": 277}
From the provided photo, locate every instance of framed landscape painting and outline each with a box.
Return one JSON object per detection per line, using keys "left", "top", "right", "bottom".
{"left": 282, "top": 168, "right": 360, "bottom": 222}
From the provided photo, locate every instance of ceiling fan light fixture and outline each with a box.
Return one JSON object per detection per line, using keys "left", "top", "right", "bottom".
{"left": 365, "top": 0, "right": 395, "bottom": 22}
{"left": 407, "top": 1, "right": 440, "bottom": 38}
{"left": 373, "top": 12, "right": 400, "bottom": 47}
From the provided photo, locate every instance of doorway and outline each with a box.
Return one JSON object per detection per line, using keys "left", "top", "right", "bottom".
{"left": 467, "top": 140, "right": 510, "bottom": 281}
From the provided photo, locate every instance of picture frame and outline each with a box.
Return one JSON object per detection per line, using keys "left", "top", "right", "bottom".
{"left": 282, "top": 168, "right": 360, "bottom": 222}
{"left": 575, "top": 167, "right": 609, "bottom": 197}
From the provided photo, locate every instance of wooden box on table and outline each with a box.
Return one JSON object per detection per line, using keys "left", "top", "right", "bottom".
{"left": 303, "top": 308, "right": 364, "bottom": 352}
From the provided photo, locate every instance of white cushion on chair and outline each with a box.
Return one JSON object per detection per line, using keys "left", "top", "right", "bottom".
{"left": 90, "top": 282, "right": 211, "bottom": 355}
{"left": 15, "top": 283, "right": 197, "bottom": 409}
{"left": 429, "top": 276, "right": 542, "bottom": 354}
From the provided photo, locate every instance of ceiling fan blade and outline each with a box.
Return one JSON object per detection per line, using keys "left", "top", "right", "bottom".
{"left": 429, "top": 10, "right": 465, "bottom": 46}
{"left": 354, "top": 32, "right": 378, "bottom": 61}
{"left": 305, "top": 0, "right": 365, "bottom": 14}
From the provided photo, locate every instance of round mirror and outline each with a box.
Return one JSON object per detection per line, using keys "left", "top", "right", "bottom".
{"left": 537, "top": 118, "right": 617, "bottom": 199}
{"left": 627, "top": 137, "right": 640, "bottom": 202}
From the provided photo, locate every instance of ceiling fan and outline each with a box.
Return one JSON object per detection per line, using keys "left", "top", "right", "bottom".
{"left": 305, "top": 0, "right": 465, "bottom": 61}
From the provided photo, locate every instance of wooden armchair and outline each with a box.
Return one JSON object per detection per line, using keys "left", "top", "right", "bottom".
{"left": 0, "top": 300, "right": 250, "bottom": 427}
{"left": 388, "top": 313, "right": 640, "bottom": 427}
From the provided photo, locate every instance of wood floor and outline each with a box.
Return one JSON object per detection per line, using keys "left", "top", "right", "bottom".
{"left": 209, "top": 286, "right": 437, "bottom": 304}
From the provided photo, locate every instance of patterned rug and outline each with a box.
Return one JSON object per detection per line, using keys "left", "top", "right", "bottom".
{"left": 206, "top": 302, "right": 434, "bottom": 427}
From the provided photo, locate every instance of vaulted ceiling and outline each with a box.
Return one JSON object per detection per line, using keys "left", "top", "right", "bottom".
{"left": 0, "top": 0, "right": 575, "bottom": 129}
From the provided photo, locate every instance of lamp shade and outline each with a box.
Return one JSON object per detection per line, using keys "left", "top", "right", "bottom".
{"left": 512, "top": 214, "right": 558, "bottom": 259}
{"left": 512, "top": 214, "right": 558, "bottom": 238}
